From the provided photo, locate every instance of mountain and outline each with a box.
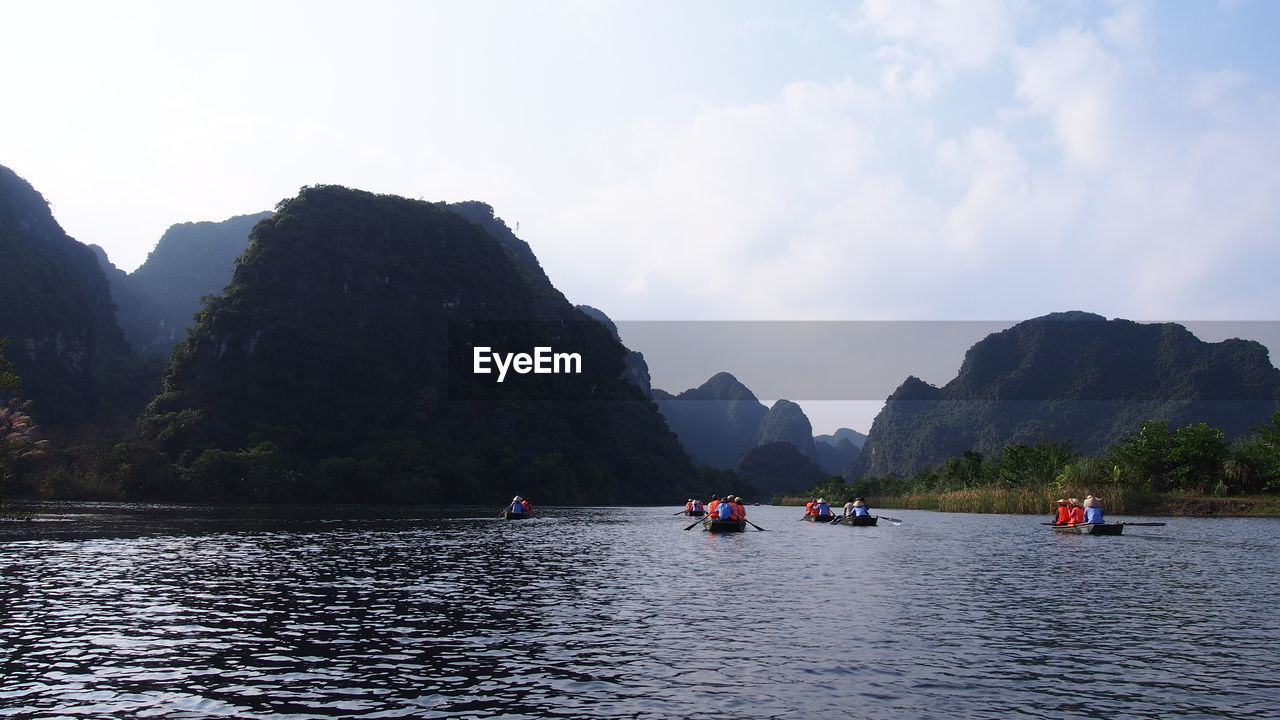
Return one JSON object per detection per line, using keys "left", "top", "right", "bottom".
{"left": 0, "top": 164, "right": 149, "bottom": 425}
{"left": 756, "top": 399, "right": 816, "bottom": 458}
{"left": 734, "top": 441, "right": 825, "bottom": 502}
{"left": 853, "top": 312, "right": 1280, "bottom": 477}
{"left": 108, "top": 212, "right": 271, "bottom": 359}
{"left": 575, "top": 304, "right": 651, "bottom": 394}
{"left": 138, "top": 185, "right": 698, "bottom": 504}
{"left": 653, "top": 372, "right": 769, "bottom": 468}
{"left": 816, "top": 428, "right": 867, "bottom": 449}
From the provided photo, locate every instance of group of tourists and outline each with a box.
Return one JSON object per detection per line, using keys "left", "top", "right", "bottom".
{"left": 683, "top": 499, "right": 705, "bottom": 515}
{"left": 706, "top": 494, "right": 748, "bottom": 520}
{"left": 1052, "top": 495, "right": 1104, "bottom": 525}
{"left": 802, "top": 497, "right": 872, "bottom": 521}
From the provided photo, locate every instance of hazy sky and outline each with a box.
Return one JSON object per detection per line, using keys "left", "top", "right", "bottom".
{"left": 4, "top": 1, "right": 1279, "bottom": 432}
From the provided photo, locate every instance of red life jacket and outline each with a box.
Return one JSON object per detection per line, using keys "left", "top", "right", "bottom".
{"left": 1054, "top": 505, "right": 1072, "bottom": 524}
{"left": 804, "top": 501, "right": 815, "bottom": 516}
{"left": 1069, "top": 506, "right": 1085, "bottom": 524}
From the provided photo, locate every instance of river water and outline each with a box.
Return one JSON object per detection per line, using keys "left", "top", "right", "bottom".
{"left": 1, "top": 502, "right": 1277, "bottom": 719}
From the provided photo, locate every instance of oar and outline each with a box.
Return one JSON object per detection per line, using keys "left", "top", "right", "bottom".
{"left": 1120, "top": 522, "right": 1167, "bottom": 526}
{"left": 683, "top": 517, "right": 705, "bottom": 531}
{"left": 876, "top": 515, "right": 903, "bottom": 523}
{"left": 673, "top": 510, "right": 687, "bottom": 515}
{"left": 743, "top": 519, "right": 767, "bottom": 532}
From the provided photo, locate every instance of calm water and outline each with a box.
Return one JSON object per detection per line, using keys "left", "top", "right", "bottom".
{"left": 1, "top": 502, "right": 1278, "bottom": 719}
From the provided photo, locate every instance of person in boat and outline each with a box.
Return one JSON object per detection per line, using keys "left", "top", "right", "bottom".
{"left": 715, "top": 497, "right": 737, "bottom": 520}
{"left": 685, "top": 498, "right": 704, "bottom": 514}
{"left": 1052, "top": 499, "right": 1072, "bottom": 525}
{"left": 707, "top": 494, "right": 721, "bottom": 517}
{"left": 804, "top": 498, "right": 817, "bottom": 516}
{"left": 508, "top": 496, "right": 527, "bottom": 516}
{"left": 813, "top": 498, "right": 832, "bottom": 519}
{"left": 1083, "top": 494, "right": 1104, "bottom": 524}
{"left": 1067, "top": 498, "right": 1086, "bottom": 525}
{"left": 729, "top": 495, "right": 746, "bottom": 520}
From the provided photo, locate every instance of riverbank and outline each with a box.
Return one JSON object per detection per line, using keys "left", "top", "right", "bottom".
{"left": 778, "top": 490, "right": 1280, "bottom": 517}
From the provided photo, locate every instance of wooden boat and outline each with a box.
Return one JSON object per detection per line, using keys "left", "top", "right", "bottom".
{"left": 503, "top": 510, "right": 530, "bottom": 520}
{"left": 684, "top": 509, "right": 706, "bottom": 517}
{"left": 703, "top": 517, "right": 746, "bottom": 533}
{"left": 802, "top": 514, "right": 836, "bottom": 523}
{"left": 834, "top": 515, "right": 878, "bottom": 526}
{"left": 1052, "top": 522, "right": 1122, "bottom": 535}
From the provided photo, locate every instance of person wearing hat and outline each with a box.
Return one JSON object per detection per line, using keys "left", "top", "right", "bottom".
{"left": 729, "top": 495, "right": 746, "bottom": 521}
{"left": 1067, "top": 498, "right": 1086, "bottom": 525}
{"left": 813, "top": 498, "right": 832, "bottom": 519}
{"left": 507, "top": 496, "right": 526, "bottom": 516}
{"left": 1083, "top": 494, "right": 1104, "bottom": 524}
{"left": 851, "top": 497, "right": 871, "bottom": 518}
{"left": 1052, "top": 499, "right": 1072, "bottom": 525}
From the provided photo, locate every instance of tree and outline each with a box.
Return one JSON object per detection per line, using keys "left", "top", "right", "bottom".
{"left": 0, "top": 338, "right": 18, "bottom": 393}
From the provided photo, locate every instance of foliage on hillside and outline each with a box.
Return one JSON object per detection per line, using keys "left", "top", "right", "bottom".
{"left": 653, "top": 372, "right": 770, "bottom": 469}
{"left": 0, "top": 165, "right": 152, "bottom": 426}
{"left": 854, "top": 313, "right": 1280, "bottom": 477}
{"left": 136, "top": 185, "right": 701, "bottom": 505}
{"left": 105, "top": 212, "right": 271, "bottom": 359}
{"left": 808, "top": 413, "right": 1280, "bottom": 513}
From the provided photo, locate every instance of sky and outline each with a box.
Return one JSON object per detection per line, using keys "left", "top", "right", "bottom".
{"left": 4, "top": 0, "right": 1279, "bottom": 433}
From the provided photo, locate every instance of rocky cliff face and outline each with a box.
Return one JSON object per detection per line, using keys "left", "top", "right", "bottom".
{"left": 653, "top": 372, "right": 770, "bottom": 468}
{"left": 140, "top": 185, "right": 696, "bottom": 504}
{"left": 106, "top": 212, "right": 271, "bottom": 359}
{"left": 853, "top": 312, "right": 1280, "bottom": 477}
{"left": 0, "top": 164, "right": 148, "bottom": 424}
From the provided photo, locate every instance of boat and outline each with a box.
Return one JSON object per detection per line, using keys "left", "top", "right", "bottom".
{"left": 684, "top": 509, "right": 706, "bottom": 517}
{"left": 833, "top": 515, "right": 878, "bottom": 526}
{"left": 802, "top": 514, "right": 836, "bottom": 523}
{"left": 503, "top": 510, "right": 530, "bottom": 520}
{"left": 1052, "top": 522, "right": 1123, "bottom": 535}
{"left": 703, "top": 517, "right": 746, "bottom": 533}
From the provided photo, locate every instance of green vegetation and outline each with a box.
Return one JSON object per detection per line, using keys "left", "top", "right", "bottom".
{"left": 802, "top": 414, "right": 1280, "bottom": 515}
{"left": 855, "top": 312, "right": 1280, "bottom": 478}
{"left": 133, "top": 185, "right": 703, "bottom": 505}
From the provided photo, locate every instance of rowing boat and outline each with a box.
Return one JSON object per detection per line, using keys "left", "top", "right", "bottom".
{"left": 833, "top": 515, "right": 878, "bottom": 526}
{"left": 684, "top": 509, "right": 706, "bottom": 517}
{"left": 1052, "top": 522, "right": 1123, "bottom": 535}
{"left": 503, "top": 510, "right": 530, "bottom": 520}
{"left": 703, "top": 517, "right": 746, "bottom": 533}
{"left": 802, "top": 515, "right": 836, "bottom": 523}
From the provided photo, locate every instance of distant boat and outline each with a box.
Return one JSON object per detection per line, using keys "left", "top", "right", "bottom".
{"left": 802, "top": 515, "right": 835, "bottom": 523}
{"left": 502, "top": 510, "right": 530, "bottom": 520}
{"left": 1052, "top": 522, "right": 1122, "bottom": 535}
{"left": 684, "top": 509, "right": 706, "bottom": 517}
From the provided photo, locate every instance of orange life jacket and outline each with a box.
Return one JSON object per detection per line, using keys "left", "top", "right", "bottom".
{"left": 707, "top": 500, "right": 720, "bottom": 515}
{"left": 731, "top": 502, "right": 745, "bottom": 520}
{"left": 804, "top": 501, "right": 815, "bottom": 516}
{"left": 1069, "top": 506, "right": 1086, "bottom": 524}
{"left": 685, "top": 501, "right": 693, "bottom": 511}
{"left": 1054, "top": 505, "right": 1072, "bottom": 524}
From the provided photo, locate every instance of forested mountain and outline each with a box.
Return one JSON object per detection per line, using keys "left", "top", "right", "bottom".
{"left": 106, "top": 212, "right": 271, "bottom": 359}
{"left": 653, "top": 372, "right": 770, "bottom": 468}
{"left": 816, "top": 428, "right": 866, "bottom": 449}
{"left": 138, "top": 185, "right": 700, "bottom": 504}
{"left": 735, "top": 441, "right": 825, "bottom": 501}
{"left": 0, "top": 165, "right": 150, "bottom": 424}
{"left": 576, "top": 304, "right": 652, "bottom": 394}
{"left": 756, "top": 399, "right": 816, "bottom": 458}
{"left": 853, "top": 312, "right": 1280, "bottom": 477}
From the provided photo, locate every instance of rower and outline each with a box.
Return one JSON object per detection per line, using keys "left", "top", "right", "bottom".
{"left": 1083, "top": 494, "right": 1104, "bottom": 524}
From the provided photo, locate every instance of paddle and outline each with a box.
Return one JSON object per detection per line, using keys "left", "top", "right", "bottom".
{"left": 683, "top": 517, "right": 705, "bottom": 531}
{"left": 743, "top": 519, "right": 767, "bottom": 532}
{"left": 876, "top": 515, "right": 903, "bottom": 523}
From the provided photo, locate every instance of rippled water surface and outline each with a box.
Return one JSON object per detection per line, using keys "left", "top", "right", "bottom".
{"left": 2, "top": 503, "right": 1278, "bottom": 719}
